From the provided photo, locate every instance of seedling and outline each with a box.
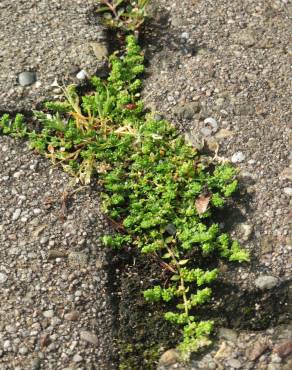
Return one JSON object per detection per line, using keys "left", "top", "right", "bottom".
{"left": 96, "top": 0, "right": 150, "bottom": 32}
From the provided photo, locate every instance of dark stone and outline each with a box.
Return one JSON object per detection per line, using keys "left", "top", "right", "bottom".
{"left": 18, "top": 71, "right": 37, "bottom": 86}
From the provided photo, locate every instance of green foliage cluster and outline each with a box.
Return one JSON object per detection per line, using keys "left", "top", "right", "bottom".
{"left": 96, "top": 0, "right": 150, "bottom": 32}
{"left": 0, "top": 113, "right": 27, "bottom": 138}
{"left": 0, "top": 35, "right": 249, "bottom": 362}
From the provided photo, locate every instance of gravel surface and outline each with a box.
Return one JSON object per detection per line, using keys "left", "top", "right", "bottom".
{"left": 0, "top": 136, "right": 117, "bottom": 369}
{"left": 0, "top": 0, "right": 291, "bottom": 369}
{"left": 143, "top": 0, "right": 292, "bottom": 288}
{"left": 144, "top": 0, "right": 292, "bottom": 368}
{"left": 158, "top": 323, "right": 292, "bottom": 370}
{"left": 0, "top": 0, "right": 107, "bottom": 112}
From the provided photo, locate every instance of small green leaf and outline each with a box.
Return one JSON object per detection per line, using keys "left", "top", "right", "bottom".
{"left": 179, "top": 259, "right": 189, "bottom": 266}
{"left": 170, "top": 275, "right": 180, "bottom": 281}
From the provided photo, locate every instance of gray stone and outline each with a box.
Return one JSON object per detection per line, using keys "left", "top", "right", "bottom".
{"left": 12, "top": 208, "right": 21, "bottom": 221}
{"left": 5, "top": 325, "right": 15, "bottom": 333}
{"left": 234, "top": 30, "right": 256, "bottom": 47}
{"left": 201, "top": 127, "right": 212, "bottom": 137}
{"left": 255, "top": 275, "right": 278, "bottom": 290}
{"left": 19, "top": 346, "right": 28, "bottom": 355}
{"left": 0, "top": 272, "right": 8, "bottom": 284}
{"left": 158, "top": 349, "right": 181, "bottom": 367}
{"left": 80, "top": 330, "right": 99, "bottom": 346}
{"left": 43, "top": 310, "right": 54, "bottom": 318}
{"left": 18, "top": 71, "right": 37, "bottom": 86}
{"left": 239, "top": 223, "right": 253, "bottom": 241}
{"left": 73, "top": 354, "right": 83, "bottom": 363}
{"left": 64, "top": 310, "right": 79, "bottom": 321}
{"left": 227, "top": 358, "right": 242, "bottom": 368}
{"left": 68, "top": 251, "right": 88, "bottom": 268}
{"left": 175, "top": 102, "right": 200, "bottom": 120}
{"left": 89, "top": 42, "right": 108, "bottom": 60}
{"left": 153, "top": 114, "right": 163, "bottom": 121}
{"left": 267, "top": 365, "right": 281, "bottom": 370}
{"left": 218, "top": 327, "right": 238, "bottom": 343}
{"left": 3, "top": 340, "right": 11, "bottom": 351}
{"left": 260, "top": 235, "right": 274, "bottom": 254}
{"left": 184, "top": 132, "right": 204, "bottom": 150}
{"left": 31, "top": 358, "right": 41, "bottom": 370}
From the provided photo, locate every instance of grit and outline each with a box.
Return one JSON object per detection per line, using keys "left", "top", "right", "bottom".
{"left": 143, "top": 0, "right": 291, "bottom": 296}
{"left": 0, "top": 0, "right": 107, "bottom": 113}
{"left": 0, "top": 136, "right": 117, "bottom": 369}
{"left": 143, "top": 0, "right": 292, "bottom": 368}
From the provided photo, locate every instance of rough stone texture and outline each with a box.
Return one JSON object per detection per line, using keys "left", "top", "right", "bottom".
{"left": 146, "top": 0, "right": 292, "bottom": 367}
{"left": 0, "top": 0, "right": 106, "bottom": 112}
{"left": 0, "top": 136, "right": 117, "bottom": 369}
{"left": 144, "top": 0, "right": 292, "bottom": 292}
{"left": 158, "top": 324, "right": 292, "bottom": 370}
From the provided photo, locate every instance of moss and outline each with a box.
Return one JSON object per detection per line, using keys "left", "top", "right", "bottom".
{"left": 119, "top": 341, "right": 161, "bottom": 370}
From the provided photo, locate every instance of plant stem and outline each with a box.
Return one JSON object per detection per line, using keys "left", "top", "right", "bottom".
{"left": 166, "top": 246, "right": 190, "bottom": 323}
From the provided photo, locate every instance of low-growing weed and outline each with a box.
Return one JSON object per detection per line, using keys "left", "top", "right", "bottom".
{"left": 0, "top": 31, "right": 249, "bottom": 365}
{"left": 96, "top": 0, "right": 150, "bottom": 32}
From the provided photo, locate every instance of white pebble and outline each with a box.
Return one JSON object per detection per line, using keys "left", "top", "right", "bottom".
{"left": 43, "top": 309, "right": 54, "bottom": 318}
{"left": 73, "top": 354, "right": 83, "bottom": 363}
{"left": 0, "top": 272, "right": 8, "bottom": 284}
{"left": 76, "top": 70, "right": 88, "bottom": 80}
{"left": 283, "top": 187, "right": 292, "bottom": 195}
{"left": 12, "top": 208, "right": 21, "bottom": 221}
{"left": 231, "top": 151, "right": 245, "bottom": 163}
{"left": 181, "top": 32, "right": 189, "bottom": 39}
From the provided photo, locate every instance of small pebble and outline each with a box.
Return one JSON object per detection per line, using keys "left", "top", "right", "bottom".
{"left": 18, "top": 71, "right": 37, "bottom": 86}
{"left": 201, "top": 127, "right": 212, "bottom": 137}
{"left": 227, "top": 358, "right": 242, "bottom": 368}
{"left": 76, "top": 70, "right": 88, "bottom": 80}
{"left": 283, "top": 187, "right": 292, "bottom": 196}
{"left": 0, "top": 272, "right": 8, "bottom": 284}
{"left": 12, "top": 208, "right": 21, "bottom": 221}
{"left": 73, "top": 354, "right": 83, "bottom": 363}
{"left": 255, "top": 275, "right": 278, "bottom": 290}
{"left": 43, "top": 310, "right": 54, "bottom": 318}
{"left": 231, "top": 152, "right": 245, "bottom": 163}
{"left": 204, "top": 117, "right": 218, "bottom": 132}
{"left": 80, "top": 330, "right": 99, "bottom": 346}
{"left": 19, "top": 346, "right": 28, "bottom": 355}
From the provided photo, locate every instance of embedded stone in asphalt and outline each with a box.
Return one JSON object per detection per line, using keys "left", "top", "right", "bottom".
{"left": 0, "top": 0, "right": 107, "bottom": 112}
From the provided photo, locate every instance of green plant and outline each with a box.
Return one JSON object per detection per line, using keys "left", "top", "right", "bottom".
{"left": 0, "top": 34, "right": 249, "bottom": 364}
{"left": 96, "top": 0, "right": 150, "bottom": 32}
{"left": 0, "top": 113, "right": 27, "bottom": 138}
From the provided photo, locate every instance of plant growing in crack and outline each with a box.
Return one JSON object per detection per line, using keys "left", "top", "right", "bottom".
{"left": 0, "top": 26, "right": 249, "bottom": 367}
{"left": 96, "top": 0, "right": 150, "bottom": 32}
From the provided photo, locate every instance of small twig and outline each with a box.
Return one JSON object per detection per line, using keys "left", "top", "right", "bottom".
{"left": 103, "top": 213, "right": 127, "bottom": 233}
